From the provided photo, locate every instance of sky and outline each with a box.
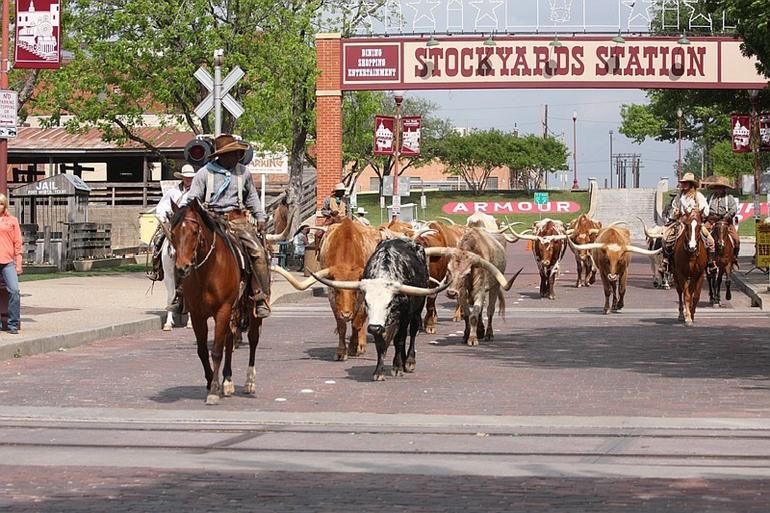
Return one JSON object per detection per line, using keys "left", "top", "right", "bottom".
{"left": 357, "top": 0, "right": 733, "bottom": 187}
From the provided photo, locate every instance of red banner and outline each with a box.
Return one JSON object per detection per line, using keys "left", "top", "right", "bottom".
{"left": 14, "top": 0, "right": 61, "bottom": 69}
{"left": 401, "top": 116, "right": 421, "bottom": 157}
{"left": 732, "top": 115, "right": 751, "bottom": 153}
{"left": 761, "top": 115, "right": 770, "bottom": 152}
{"left": 343, "top": 43, "right": 400, "bottom": 84}
{"left": 442, "top": 201, "right": 581, "bottom": 215}
{"left": 373, "top": 115, "right": 395, "bottom": 155}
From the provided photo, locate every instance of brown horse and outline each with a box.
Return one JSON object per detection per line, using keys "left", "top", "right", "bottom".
{"left": 167, "top": 199, "right": 262, "bottom": 405}
{"left": 707, "top": 219, "right": 735, "bottom": 306}
{"left": 672, "top": 209, "right": 708, "bottom": 327}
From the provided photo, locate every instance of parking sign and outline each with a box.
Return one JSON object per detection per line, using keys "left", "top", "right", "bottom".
{"left": 0, "top": 91, "right": 17, "bottom": 138}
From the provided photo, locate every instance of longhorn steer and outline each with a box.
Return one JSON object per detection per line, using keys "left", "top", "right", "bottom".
{"left": 415, "top": 221, "right": 463, "bottom": 334}
{"left": 637, "top": 217, "right": 670, "bottom": 290}
{"left": 275, "top": 218, "right": 380, "bottom": 361}
{"left": 569, "top": 226, "right": 661, "bottom": 314}
{"left": 568, "top": 214, "right": 602, "bottom": 288}
{"left": 312, "top": 238, "right": 447, "bottom": 381}
{"left": 428, "top": 228, "right": 522, "bottom": 346}
{"left": 510, "top": 219, "right": 568, "bottom": 300}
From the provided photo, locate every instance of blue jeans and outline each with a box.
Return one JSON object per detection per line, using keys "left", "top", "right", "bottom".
{"left": 0, "top": 262, "right": 20, "bottom": 330}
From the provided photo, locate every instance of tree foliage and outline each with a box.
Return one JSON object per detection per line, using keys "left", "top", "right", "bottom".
{"left": 705, "top": 0, "right": 770, "bottom": 77}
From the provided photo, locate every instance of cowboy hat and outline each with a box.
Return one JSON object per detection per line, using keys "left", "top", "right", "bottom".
{"left": 334, "top": 182, "right": 346, "bottom": 192}
{"left": 678, "top": 172, "right": 699, "bottom": 186}
{"left": 209, "top": 134, "right": 250, "bottom": 159}
{"left": 173, "top": 164, "right": 196, "bottom": 179}
{"left": 356, "top": 207, "right": 368, "bottom": 215}
{"left": 705, "top": 175, "right": 734, "bottom": 189}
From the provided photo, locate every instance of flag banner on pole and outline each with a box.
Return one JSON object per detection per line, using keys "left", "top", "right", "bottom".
{"left": 731, "top": 115, "right": 751, "bottom": 153}
{"left": 374, "top": 115, "right": 395, "bottom": 155}
{"left": 14, "top": 0, "right": 61, "bottom": 69}
{"left": 400, "top": 116, "right": 422, "bottom": 157}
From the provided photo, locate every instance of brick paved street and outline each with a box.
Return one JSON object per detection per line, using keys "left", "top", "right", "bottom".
{"left": 1, "top": 243, "right": 769, "bottom": 511}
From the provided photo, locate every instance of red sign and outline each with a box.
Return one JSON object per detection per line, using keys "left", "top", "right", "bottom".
{"left": 442, "top": 201, "right": 581, "bottom": 215}
{"left": 732, "top": 115, "right": 751, "bottom": 153}
{"left": 14, "top": 0, "right": 61, "bottom": 69}
{"left": 401, "top": 116, "right": 421, "bottom": 157}
{"left": 341, "top": 37, "right": 767, "bottom": 91}
{"left": 373, "top": 115, "right": 395, "bottom": 156}
{"left": 736, "top": 202, "right": 770, "bottom": 222}
{"left": 761, "top": 115, "right": 770, "bottom": 152}
{"left": 343, "top": 43, "right": 400, "bottom": 84}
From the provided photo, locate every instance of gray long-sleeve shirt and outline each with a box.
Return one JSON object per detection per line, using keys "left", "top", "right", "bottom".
{"left": 183, "top": 163, "right": 265, "bottom": 222}
{"left": 707, "top": 193, "right": 738, "bottom": 220}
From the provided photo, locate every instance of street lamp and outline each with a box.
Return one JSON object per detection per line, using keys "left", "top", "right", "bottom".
{"left": 677, "top": 108, "right": 683, "bottom": 181}
{"left": 392, "top": 90, "right": 405, "bottom": 220}
{"left": 609, "top": 130, "right": 614, "bottom": 189}
{"left": 426, "top": 34, "right": 439, "bottom": 47}
{"left": 749, "top": 89, "right": 761, "bottom": 221}
{"left": 572, "top": 111, "right": 579, "bottom": 190}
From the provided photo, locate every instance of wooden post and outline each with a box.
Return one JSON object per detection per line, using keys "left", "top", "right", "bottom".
{"left": 42, "top": 225, "right": 51, "bottom": 264}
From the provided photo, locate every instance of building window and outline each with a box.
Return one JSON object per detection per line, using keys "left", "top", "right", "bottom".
{"left": 486, "top": 177, "right": 499, "bottom": 190}
{"left": 369, "top": 177, "right": 380, "bottom": 191}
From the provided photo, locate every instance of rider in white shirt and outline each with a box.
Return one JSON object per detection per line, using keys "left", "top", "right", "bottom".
{"left": 149, "top": 165, "right": 195, "bottom": 282}
{"left": 661, "top": 172, "right": 716, "bottom": 271}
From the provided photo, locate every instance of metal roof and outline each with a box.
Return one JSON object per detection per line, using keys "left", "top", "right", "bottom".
{"left": 8, "top": 127, "right": 195, "bottom": 155}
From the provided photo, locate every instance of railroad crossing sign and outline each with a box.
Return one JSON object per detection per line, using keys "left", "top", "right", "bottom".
{"left": 194, "top": 65, "right": 245, "bottom": 120}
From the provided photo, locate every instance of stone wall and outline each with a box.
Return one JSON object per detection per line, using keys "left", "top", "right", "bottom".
{"left": 89, "top": 206, "right": 147, "bottom": 251}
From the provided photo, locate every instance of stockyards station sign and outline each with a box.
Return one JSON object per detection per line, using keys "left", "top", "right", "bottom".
{"left": 341, "top": 37, "right": 766, "bottom": 90}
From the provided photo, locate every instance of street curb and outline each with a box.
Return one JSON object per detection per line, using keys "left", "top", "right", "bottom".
{"left": 0, "top": 315, "right": 164, "bottom": 361}
{"left": 731, "top": 272, "right": 766, "bottom": 310}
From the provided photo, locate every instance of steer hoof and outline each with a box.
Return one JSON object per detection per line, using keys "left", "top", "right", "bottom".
{"left": 466, "top": 336, "right": 479, "bottom": 346}
{"left": 685, "top": 319, "right": 694, "bottom": 327}
{"left": 373, "top": 372, "right": 386, "bottom": 381}
{"left": 390, "top": 366, "right": 404, "bottom": 377}
{"left": 425, "top": 326, "right": 436, "bottom": 334}
{"left": 405, "top": 358, "right": 416, "bottom": 373}
{"left": 162, "top": 323, "right": 172, "bottom": 332}
{"left": 205, "top": 393, "right": 220, "bottom": 405}
{"left": 242, "top": 382, "right": 256, "bottom": 395}
{"left": 222, "top": 379, "right": 235, "bottom": 397}
{"left": 335, "top": 351, "right": 348, "bottom": 362}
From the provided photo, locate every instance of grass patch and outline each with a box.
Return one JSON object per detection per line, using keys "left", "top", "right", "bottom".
{"left": 357, "top": 190, "right": 590, "bottom": 227}
{"left": 20, "top": 263, "right": 148, "bottom": 282}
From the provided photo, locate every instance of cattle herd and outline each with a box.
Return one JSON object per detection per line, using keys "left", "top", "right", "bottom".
{"left": 272, "top": 212, "right": 667, "bottom": 382}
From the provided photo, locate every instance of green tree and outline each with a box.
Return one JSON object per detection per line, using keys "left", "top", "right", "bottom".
{"left": 434, "top": 129, "right": 511, "bottom": 195}
{"left": 705, "top": 0, "right": 770, "bottom": 77}
{"left": 507, "top": 134, "right": 569, "bottom": 190}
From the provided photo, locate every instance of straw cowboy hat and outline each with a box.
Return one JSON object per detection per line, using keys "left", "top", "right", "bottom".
{"left": 334, "top": 182, "right": 347, "bottom": 192}
{"left": 173, "top": 164, "right": 196, "bottom": 179}
{"left": 209, "top": 134, "right": 250, "bottom": 159}
{"left": 678, "top": 172, "right": 699, "bottom": 186}
{"left": 705, "top": 175, "right": 734, "bottom": 189}
{"left": 356, "top": 207, "right": 368, "bottom": 215}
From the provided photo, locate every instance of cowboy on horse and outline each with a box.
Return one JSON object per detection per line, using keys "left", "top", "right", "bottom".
{"left": 661, "top": 172, "right": 716, "bottom": 272}
{"left": 181, "top": 134, "right": 272, "bottom": 319}
{"left": 705, "top": 175, "right": 740, "bottom": 264}
{"left": 320, "top": 182, "right": 351, "bottom": 225}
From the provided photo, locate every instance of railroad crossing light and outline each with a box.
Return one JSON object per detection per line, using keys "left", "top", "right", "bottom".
{"left": 184, "top": 138, "right": 213, "bottom": 166}
{"left": 239, "top": 143, "right": 254, "bottom": 166}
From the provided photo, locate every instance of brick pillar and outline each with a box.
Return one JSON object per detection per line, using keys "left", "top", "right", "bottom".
{"left": 315, "top": 33, "right": 343, "bottom": 212}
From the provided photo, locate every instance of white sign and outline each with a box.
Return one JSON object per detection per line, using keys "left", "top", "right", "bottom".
{"left": 0, "top": 90, "right": 18, "bottom": 130}
{"left": 247, "top": 152, "right": 289, "bottom": 175}
{"left": 194, "top": 66, "right": 245, "bottom": 119}
{"left": 0, "top": 127, "right": 17, "bottom": 138}
{"left": 382, "top": 175, "right": 411, "bottom": 196}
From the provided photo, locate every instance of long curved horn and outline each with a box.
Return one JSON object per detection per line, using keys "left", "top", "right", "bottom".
{"left": 634, "top": 216, "right": 662, "bottom": 240}
{"left": 607, "top": 220, "right": 628, "bottom": 228}
{"left": 507, "top": 227, "right": 540, "bottom": 241}
{"left": 490, "top": 221, "right": 523, "bottom": 234}
{"left": 588, "top": 228, "right": 600, "bottom": 235}
{"left": 502, "top": 228, "right": 533, "bottom": 244}
{"left": 308, "top": 226, "right": 327, "bottom": 233}
{"left": 398, "top": 279, "right": 451, "bottom": 297}
{"left": 424, "top": 247, "right": 456, "bottom": 258}
{"left": 265, "top": 211, "right": 294, "bottom": 242}
{"left": 567, "top": 237, "right": 605, "bottom": 252}
{"left": 474, "top": 255, "right": 524, "bottom": 291}
{"left": 624, "top": 245, "right": 663, "bottom": 256}
{"left": 271, "top": 266, "right": 330, "bottom": 290}
{"left": 412, "top": 228, "right": 437, "bottom": 239}
{"left": 436, "top": 216, "right": 456, "bottom": 225}
{"left": 308, "top": 270, "right": 361, "bottom": 290}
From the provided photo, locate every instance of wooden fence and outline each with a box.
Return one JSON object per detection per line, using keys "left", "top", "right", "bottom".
{"left": 64, "top": 223, "right": 112, "bottom": 261}
{"left": 265, "top": 175, "right": 317, "bottom": 232}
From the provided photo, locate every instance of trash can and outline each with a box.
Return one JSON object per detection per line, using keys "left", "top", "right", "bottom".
{"left": 138, "top": 213, "right": 159, "bottom": 245}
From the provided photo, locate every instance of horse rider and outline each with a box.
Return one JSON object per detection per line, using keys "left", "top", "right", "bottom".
{"left": 661, "top": 172, "right": 716, "bottom": 271}
{"left": 354, "top": 206, "right": 371, "bottom": 226}
{"left": 705, "top": 175, "right": 740, "bottom": 263}
{"left": 320, "top": 182, "right": 351, "bottom": 225}
{"left": 148, "top": 164, "right": 195, "bottom": 283}
{"left": 182, "top": 134, "right": 272, "bottom": 319}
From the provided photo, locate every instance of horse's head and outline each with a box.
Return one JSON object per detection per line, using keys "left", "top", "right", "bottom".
{"left": 712, "top": 218, "right": 728, "bottom": 251}
{"left": 680, "top": 207, "right": 703, "bottom": 254}
{"left": 169, "top": 199, "right": 206, "bottom": 277}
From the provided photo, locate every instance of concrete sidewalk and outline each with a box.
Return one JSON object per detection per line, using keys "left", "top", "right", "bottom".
{"left": 0, "top": 271, "right": 323, "bottom": 361}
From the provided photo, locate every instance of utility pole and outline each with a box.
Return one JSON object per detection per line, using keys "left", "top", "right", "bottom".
{"left": 543, "top": 104, "right": 548, "bottom": 139}
{"left": 392, "top": 91, "right": 404, "bottom": 220}
{"left": 0, "top": 0, "right": 9, "bottom": 195}
{"left": 609, "top": 130, "right": 613, "bottom": 189}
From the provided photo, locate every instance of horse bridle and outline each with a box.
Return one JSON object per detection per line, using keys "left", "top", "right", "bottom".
{"left": 175, "top": 216, "right": 217, "bottom": 270}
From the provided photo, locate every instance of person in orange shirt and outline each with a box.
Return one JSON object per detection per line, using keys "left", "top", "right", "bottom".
{"left": 0, "top": 193, "right": 22, "bottom": 334}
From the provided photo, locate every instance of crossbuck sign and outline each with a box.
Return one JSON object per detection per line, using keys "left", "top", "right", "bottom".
{"left": 194, "top": 50, "right": 245, "bottom": 136}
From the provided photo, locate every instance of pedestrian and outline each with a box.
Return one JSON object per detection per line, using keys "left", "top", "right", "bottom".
{"left": 292, "top": 224, "right": 310, "bottom": 272}
{"left": 273, "top": 195, "right": 289, "bottom": 235}
{"left": 0, "top": 193, "right": 22, "bottom": 334}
